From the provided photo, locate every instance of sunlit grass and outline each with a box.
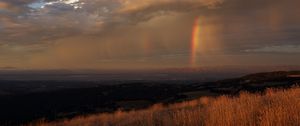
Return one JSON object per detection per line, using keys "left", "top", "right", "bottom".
{"left": 31, "top": 86, "right": 300, "bottom": 126}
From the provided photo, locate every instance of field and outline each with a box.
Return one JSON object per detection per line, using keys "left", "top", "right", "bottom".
{"left": 32, "top": 86, "right": 300, "bottom": 126}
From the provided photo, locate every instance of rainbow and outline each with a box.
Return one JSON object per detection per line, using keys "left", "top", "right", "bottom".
{"left": 190, "top": 17, "right": 201, "bottom": 67}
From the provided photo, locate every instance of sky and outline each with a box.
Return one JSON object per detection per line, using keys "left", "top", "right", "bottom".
{"left": 0, "top": 0, "right": 300, "bottom": 70}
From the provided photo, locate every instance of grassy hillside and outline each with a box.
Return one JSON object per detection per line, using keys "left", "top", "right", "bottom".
{"left": 1, "top": 71, "right": 298, "bottom": 125}
{"left": 32, "top": 86, "right": 300, "bottom": 126}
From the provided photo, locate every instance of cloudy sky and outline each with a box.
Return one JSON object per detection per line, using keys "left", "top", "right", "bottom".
{"left": 0, "top": 0, "right": 299, "bottom": 70}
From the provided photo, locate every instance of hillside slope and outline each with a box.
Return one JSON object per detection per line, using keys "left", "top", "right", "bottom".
{"left": 32, "top": 86, "right": 300, "bottom": 126}
{"left": 1, "top": 71, "right": 299, "bottom": 125}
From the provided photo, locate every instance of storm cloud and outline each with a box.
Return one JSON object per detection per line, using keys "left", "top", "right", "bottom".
{"left": 0, "top": 0, "right": 299, "bottom": 69}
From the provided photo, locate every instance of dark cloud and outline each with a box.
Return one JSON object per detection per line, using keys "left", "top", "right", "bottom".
{"left": 0, "top": 0, "right": 224, "bottom": 44}
{"left": 0, "top": 0, "right": 36, "bottom": 13}
{"left": 0, "top": 0, "right": 299, "bottom": 69}
{"left": 245, "top": 45, "right": 300, "bottom": 53}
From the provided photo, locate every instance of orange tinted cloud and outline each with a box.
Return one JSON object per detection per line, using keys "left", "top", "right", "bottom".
{"left": 0, "top": 0, "right": 300, "bottom": 69}
{"left": 0, "top": 1, "right": 21, "bottom": 12}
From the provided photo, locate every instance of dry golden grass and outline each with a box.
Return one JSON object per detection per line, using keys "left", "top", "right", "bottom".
{"left": 31, "top": 86, "right": 300, "bottom": 126}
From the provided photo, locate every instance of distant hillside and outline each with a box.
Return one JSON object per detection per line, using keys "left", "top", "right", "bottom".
{"left": 202, "top": 71, "right": 300, "bottom": 94}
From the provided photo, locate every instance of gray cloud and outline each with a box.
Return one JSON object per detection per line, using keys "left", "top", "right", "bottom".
{"left": 0, "top": 0, "right": 224, "bottom": 44}
{"left": 0, "top": 0, "right": 297, "bottom": 44}
{"left": 0, "top": 0, "right": 36, "bottom": 13}
{"left": 245, "top": 45, "right": 300, "bottom": 53}
{"left": 0, "top": 0, "right": 300, "bottom": 69}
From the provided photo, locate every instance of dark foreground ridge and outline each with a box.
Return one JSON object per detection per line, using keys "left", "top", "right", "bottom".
{"left": 0, "top": 71, "right": 299, "bottom": 125}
